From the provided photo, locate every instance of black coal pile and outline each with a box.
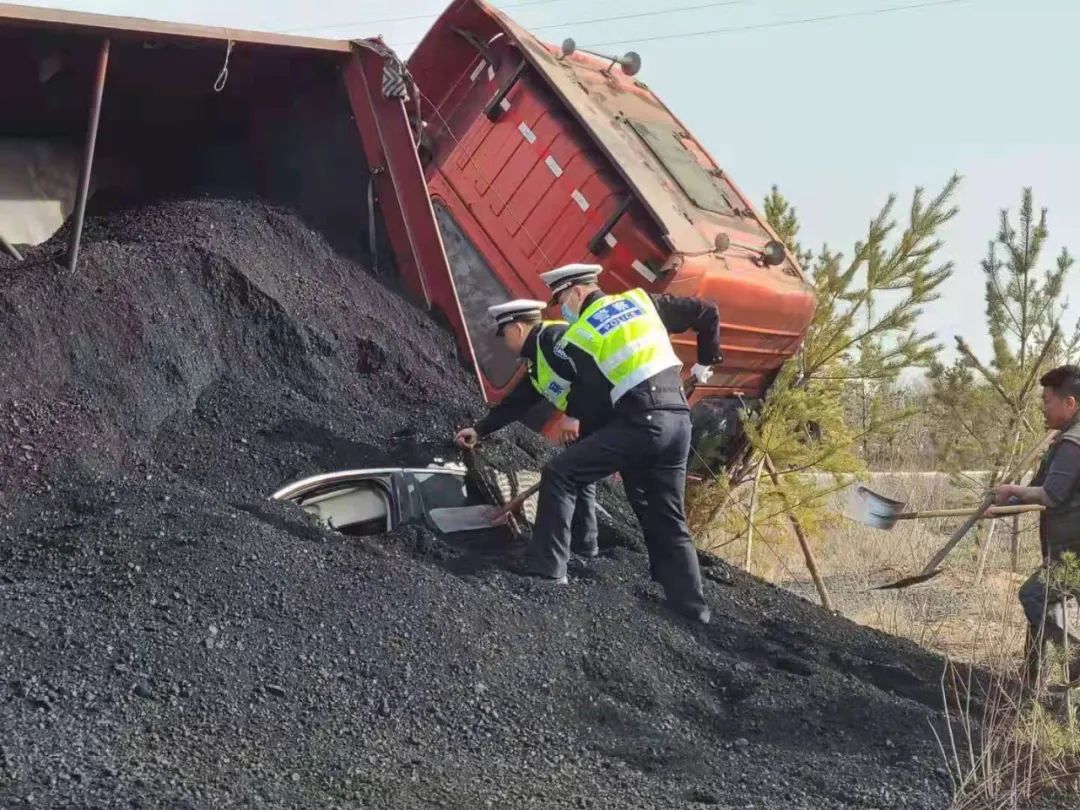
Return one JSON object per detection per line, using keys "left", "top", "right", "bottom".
{"left": 2, "top": 196, "right": 958, "bottom": 808}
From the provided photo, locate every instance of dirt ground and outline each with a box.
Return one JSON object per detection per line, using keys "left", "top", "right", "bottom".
{"left": 1, "top": 196, "right": 973, "bottom": 808}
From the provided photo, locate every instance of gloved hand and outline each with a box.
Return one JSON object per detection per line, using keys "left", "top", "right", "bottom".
{"left": 691, "top": 363, "right": 713, "bottom": 384}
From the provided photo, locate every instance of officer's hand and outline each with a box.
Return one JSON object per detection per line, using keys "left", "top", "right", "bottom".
{"left": 557, "top": 417, "right": 580, "bottom": 447}
{"left": 455, "top": 428, "right": 479, "bottom": 449}
{"left": 691, "top": 363, "right": 714, "bottom": 384}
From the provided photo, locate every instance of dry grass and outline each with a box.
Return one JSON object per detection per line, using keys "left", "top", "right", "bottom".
{"left": 697, "top": 470, "right": 1080, "bottom": 806}
{"left": 935, "top": 664, "right": 1080, "bottom": 808}
{"left": 817, "top": 473, "right": 1036, "bottom": 665}
{"left": 936, "top": 609, "right": 1080, "bottom": 809}
{"left": 704, "top": 471, "right": 1040, "bottom": 666}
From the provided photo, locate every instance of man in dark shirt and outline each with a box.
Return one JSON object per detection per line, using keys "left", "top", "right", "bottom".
{"left": 527, "top": 264, "right": 723, "bottom": 623}
{"left": 994, "top": 365, "right": 1080, "bottom": 683}
{"left": 454, "top": 300, "right": 600, "bottom": 562}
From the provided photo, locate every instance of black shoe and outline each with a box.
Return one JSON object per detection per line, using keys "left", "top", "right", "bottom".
{"left": 571, "top": 546, "right": 600, "bottom": 559}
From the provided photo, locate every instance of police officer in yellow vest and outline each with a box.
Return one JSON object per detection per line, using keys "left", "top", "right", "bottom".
{"left": 532, "top": 264, "right": 721, "bottom": 624}
{"left": 454, "top": 300, "right": 601, "bottom": 560}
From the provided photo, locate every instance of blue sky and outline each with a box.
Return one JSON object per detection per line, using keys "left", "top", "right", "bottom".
{"left": 26, "top": 0, "right": 1080, "bottom": 362}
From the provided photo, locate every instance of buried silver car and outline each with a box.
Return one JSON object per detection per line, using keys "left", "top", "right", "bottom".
{"left": 270, "top": 462, "right": 479, "bottom": 537}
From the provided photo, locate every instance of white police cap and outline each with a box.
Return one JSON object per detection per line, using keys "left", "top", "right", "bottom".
{"left": 487, "top": 299, "right": 548, "bottom": 328}
{"left": 539, "top": 263, "right": 603, "bottom": 298}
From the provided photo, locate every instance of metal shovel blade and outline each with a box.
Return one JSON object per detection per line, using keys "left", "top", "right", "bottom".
{"left": 870, "top": 568, "right": 944, "bottom": 591}
{"left": 428, "top": 479, "right": 542, "bottom": 535}
{"left": 427, "top": 504, "right": 510, "bottom": 535}
{"left": 848, "top": 485, "right": 908, "bottom": 531}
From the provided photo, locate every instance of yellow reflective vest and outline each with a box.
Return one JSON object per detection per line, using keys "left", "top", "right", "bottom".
{"left": 528, "top": 321, "right": 573, "bottom": 411}
{"left": 559, "top": 289, "right": 680, "bottom": 404}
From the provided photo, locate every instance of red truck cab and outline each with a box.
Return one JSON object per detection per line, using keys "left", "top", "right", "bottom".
{"left": 409, "top": 0, "right": 816, "bottom": 455}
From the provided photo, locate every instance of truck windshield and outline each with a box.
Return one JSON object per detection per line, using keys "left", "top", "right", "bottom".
{"left": 628, "top": 119, "right": 736, "bottom": 217}
{"left": 432, "top": 201, "right": 520, "bottom": 388}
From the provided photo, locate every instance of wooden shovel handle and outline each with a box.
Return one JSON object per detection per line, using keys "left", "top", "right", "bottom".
{"left": 894, "top": 504, "right": 1045, "bottom": 520}
{"left": 918, "top": 430, "right": 1057, "bottom": 575}
{"left": 493, "top": 479, "right": 542, "bottom": 519}
{"left": 920, "top": 492, "right": 994, "bottom": 574}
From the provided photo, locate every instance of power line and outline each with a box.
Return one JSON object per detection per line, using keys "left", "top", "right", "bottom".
{"left": 387, "top": 0, "right": 976, "bottom": 52}
{"left": 299, "top": 0, "right": 744, "bottom": 41}
{"left": 530, "top": 0, "right": 745, "bottom": 33}
{"left": 287, "top": 0, "right": 601, "bottom": 35}
{"left": 291, "top": 0, "right": 975, "bottom": 43}
{"left": 582, "top": 0, "right": 976, "bottom": 48}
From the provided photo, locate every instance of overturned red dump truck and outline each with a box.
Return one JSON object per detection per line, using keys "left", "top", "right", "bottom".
{"left": 0, "top": 0, "right": 815, "bottom": 465}
{"left": 409, "top": 1, "right": 816, "bottom": 456}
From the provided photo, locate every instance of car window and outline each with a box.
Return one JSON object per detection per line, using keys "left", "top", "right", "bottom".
{"left": 404, "top": 471, "right": 469, "bottom": 512}
{"left": 296, "top": 479, "right": 391, "bottom": 536}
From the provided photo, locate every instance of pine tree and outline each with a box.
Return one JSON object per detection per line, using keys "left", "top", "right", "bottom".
{"left": 930, "top": 188, "right": 1076, "bottom": 466}
{"left": 984, "top": 189, "right": 1076, "bottom": 372}
{"left": 689, "top": 176, "right": 960, "bottom": 605}
{"left": 928, "top": 189, "right": 1076, "bottom": 573}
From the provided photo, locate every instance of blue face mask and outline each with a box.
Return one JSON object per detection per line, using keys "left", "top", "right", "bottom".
{"left": 561, "top": 303, "right": 576, "bottom": 322}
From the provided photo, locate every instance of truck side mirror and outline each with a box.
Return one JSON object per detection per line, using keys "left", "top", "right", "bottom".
{"left": 714, "top": 232, "right": 786, "bottom": 268}
{"left": 761, "top": 241, "right": 786, "bottom": 267}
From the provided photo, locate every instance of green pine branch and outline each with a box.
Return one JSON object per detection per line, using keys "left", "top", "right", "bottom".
{"left": 930, "top": 188, "right": 1076, "bottom": 473}
{"left": 690, "top": 176, "right": 961, "bottom": 547}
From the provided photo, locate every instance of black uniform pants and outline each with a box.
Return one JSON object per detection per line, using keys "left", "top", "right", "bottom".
{"left": 620, "top": 469, "right": 657, "bottom": 579}
{"left": 569, "top": 482, "right": 598, "bottom": 555}
{"left": 530, "top": 409, "right": 710, "bottom": 622}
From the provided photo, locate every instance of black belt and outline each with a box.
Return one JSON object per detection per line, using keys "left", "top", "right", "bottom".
{"left": 649, "top": 386, "right": 684, "bottom": 394}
